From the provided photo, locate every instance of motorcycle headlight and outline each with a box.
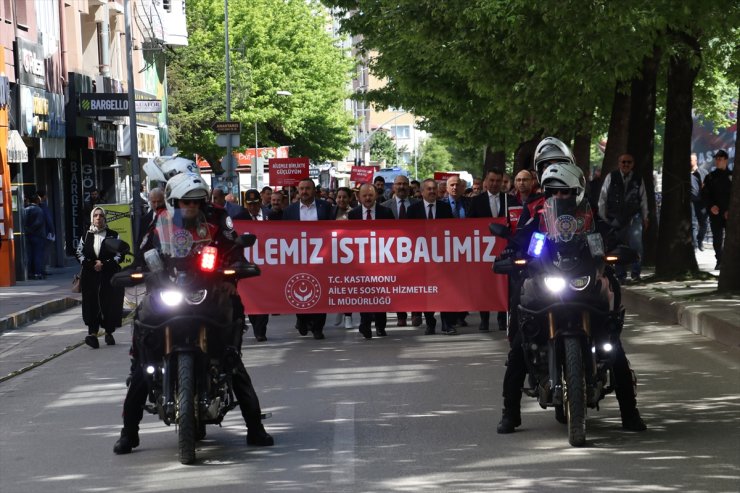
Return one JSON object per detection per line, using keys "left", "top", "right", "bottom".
{"left": 185, "top": 289, "right": 208, "bottom": 305}
{"left": 569, "top": 276, "right": 591, "bottom": 291}
{"left": 160, "top": 290, "right": 184, "bottom": 306}
{"left": 544, "top": 276, "right": 566, "bottom": 293}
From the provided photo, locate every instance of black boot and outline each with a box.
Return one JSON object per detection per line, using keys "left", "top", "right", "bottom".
{"left": 621, "top": 409, "right": 647, "bottom": 432}
{"left": 496, "top": 409, "right": 521, "bottom": 434}
{"left": 247, "top": 425, "right": 274, "bottom": 446}
{"left": 85, "top": 334, "right": 99, "bottom": 349}
{"left": 105, "top": 332, "right": 115, "bottom": 345}
{"left": 113, "top": 428, "right": 140, "bottom": 454}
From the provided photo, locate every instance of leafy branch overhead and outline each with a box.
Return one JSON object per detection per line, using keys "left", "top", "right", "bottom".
{"left": 167, "top": 0, "right": 354, "bottom": 164}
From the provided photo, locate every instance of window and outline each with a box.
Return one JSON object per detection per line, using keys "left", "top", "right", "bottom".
{"left": 391, "top": 125, "right": 410, "bottom": 139}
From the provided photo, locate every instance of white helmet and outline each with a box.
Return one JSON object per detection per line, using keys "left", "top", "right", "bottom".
{"left": 144, "top": 156, "right": 200, "bottom": 183}
{"left": 534, "top": 137, "right": 575, "bottom": 177}
{"left": 164, "top": 172, "right": 210, "bottom": 214}
{"left": 541, "top": 162, "right": 586, "bottom": 204}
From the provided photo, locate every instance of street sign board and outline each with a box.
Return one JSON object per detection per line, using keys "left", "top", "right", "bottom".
{"left": 216, "top": 134, "right": 240, "bottom": 148}
{"left": 212, "top": 121, "right": 241, "bottom": 134}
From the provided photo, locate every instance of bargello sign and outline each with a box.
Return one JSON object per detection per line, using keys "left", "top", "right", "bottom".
{"left": 78, "top": 93, "right": 162, "bottom": 116}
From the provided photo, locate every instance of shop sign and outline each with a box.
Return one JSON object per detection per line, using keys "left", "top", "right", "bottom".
{"left": 16, "top": 38, "right": 45, "bottom": 88}
{"left": 19, "top": 86, "right": 65, "bottom": 138}
{"left": 92, "top": 122, "right": 118, "bottom": 151}
{"left": 79, "top": 93, "right": 162, "bottom": 117}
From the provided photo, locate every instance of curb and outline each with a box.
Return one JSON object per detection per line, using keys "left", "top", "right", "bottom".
{"left": 622, "top": 288, "right": 740, "bottom": 349}
{"left": 0, "top": 298, "right": 81, "bottom": 332}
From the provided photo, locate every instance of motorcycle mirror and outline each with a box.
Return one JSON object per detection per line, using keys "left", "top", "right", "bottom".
{"left": 104, "top": 238, "right": 131, "bottom": 256}
{"left": 235, "top": 233, "right": 257, "bottom": 248}
{"left": 489, "top": 223, "right": 510, "bottom": 239}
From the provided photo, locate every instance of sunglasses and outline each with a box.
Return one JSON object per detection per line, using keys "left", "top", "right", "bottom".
{"left": 620, "top": 160, "right": 633, "bottom": 164}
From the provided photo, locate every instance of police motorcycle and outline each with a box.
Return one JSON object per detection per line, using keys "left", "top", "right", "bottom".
{"left": 490, "top": 194, "right": 637, "bottom": 447}
{"left": 110, "top": 208, "right": 260, "bottom": 464}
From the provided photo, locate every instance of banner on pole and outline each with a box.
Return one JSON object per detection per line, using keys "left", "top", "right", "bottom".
{"left": 268, "top": 157, "right": 310, "bottom": 187}
{"left": 234, "top": 218, "right": 509, "bottom": 314}
{"left": 350, "top": 166, "right": 378, "bottom": 184}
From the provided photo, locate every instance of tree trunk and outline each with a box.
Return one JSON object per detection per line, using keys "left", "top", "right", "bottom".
{"left": 573, "top": 132, "right": 592, "bottom": 179}
{"left": 717, "top": 84, "right": 740, "bottom": 292}
{"left": 656, "top": 33, "right": 700, "bottom": 278}
{"left": 513, "top": 133, "right": 541, "bottom": 173}
{"left": 602, "top": 81, "right": 631, "bottom": 177}
{"left": 484, "top": 145, "right": 506, "bottom": 173}
{"left": 627, "top": 46, "right": 661, "bottom": 267}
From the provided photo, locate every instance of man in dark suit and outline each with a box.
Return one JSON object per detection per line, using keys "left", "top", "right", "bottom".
{"left": 469, "top": 168, "right": 520, "bottom": 332}
{"left": 283, "top": 179, "right": 333, "bottom": 339}
{"left": 382, "top": 175, "right": 419, "bottom": 327}
{"left": 137, "top": 187, "right": 165, "bottom": 248}
{"left": 405, "top": 178, "right": 454, "bottom": 335}
{"left": 241, "top": 189, "right": 271, "bottom": 341}
{"left": 443, "top": 175, "right": 472, "bottom": 333}
{"left": 348, "top": 184, "right": 395, "bottom": 338}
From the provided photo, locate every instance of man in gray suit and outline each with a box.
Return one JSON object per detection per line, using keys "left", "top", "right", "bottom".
{"left": 382, "top": 175, "right": 420, "bottom": 327}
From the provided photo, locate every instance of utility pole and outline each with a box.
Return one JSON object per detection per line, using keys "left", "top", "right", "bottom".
{"left": 124, "top": 0, "right": 142, "bottom": 254}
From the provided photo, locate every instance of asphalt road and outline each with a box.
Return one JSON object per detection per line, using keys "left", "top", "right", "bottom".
{"left": 1, "top": 308, "right": 739, "bottom": 493}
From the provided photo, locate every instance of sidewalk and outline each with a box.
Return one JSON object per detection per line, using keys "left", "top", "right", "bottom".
{"left": 0, "top": 265, "right": 82, "bottom": 332}
{"left": 1, "top": 247, "right": 738, "bottom": 347}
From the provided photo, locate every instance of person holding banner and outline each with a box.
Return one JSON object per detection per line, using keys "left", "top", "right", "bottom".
{"left": 348, "top": 184, "right": 395, "bottom": 338}
{"left": 382, "top": 175, "right": 419, "bottom": 327}
{"left": 405, "top": 179, "right": 454, "bottom": 335}
{"left": 468, "top": 169, "right": 520, "bottom": 332}
{"left": 283, "top": 178, "right": 333, "bottom": 340}
{"left": 443, "top": 175, "right": 472, "bottom": 333}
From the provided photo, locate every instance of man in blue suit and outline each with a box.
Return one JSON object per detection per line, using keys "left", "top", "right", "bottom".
{"left": 283, "top": 179, "right": 332, "bottom": 339}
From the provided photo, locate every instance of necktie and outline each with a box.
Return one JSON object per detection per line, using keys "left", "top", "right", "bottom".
{"left": 427, "top": 204, "right": 434, "bottom": 219}
{"left": 366, "top": 208, "right": 372, "bottom": 220}
{"left": 399, "top": 201, "right": 407, "bottom": 219}
{"left": 450, "top": 199, "right": 457, "bottom": 218}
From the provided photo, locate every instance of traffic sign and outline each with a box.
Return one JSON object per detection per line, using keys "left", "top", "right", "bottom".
{"left": 212, "top": 121, "right": 241, "bottom": 134}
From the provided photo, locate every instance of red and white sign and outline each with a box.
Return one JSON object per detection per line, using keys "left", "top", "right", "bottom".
{"left": 234, "top": 218, "right": 509, "bottom": 314}
{"left": 350, "top": 166, "right": 378, "bottom": 184}
{"left": 434, "top": 171, "right": 459, "bottom": 182}
{"left": 268, "top": 157, "right": 310, "bottom": 186}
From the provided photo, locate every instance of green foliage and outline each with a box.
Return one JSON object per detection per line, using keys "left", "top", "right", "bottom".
{"left": 167, "top": 0, "right": 354, "bottom": 164}
{"left": 415, "top": 137, "right": 454, "bottom": 180}
{"left": 369, "top": 131, "right": 399, "bottom": 166}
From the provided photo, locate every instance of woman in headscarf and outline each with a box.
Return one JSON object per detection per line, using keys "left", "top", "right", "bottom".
{"left": 75, "top": 206, "right": 125, "bottom": 348}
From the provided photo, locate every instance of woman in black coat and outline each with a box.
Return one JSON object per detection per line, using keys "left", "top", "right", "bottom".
{"left": 75, "top": 206, "right": 125, "bottom": 348}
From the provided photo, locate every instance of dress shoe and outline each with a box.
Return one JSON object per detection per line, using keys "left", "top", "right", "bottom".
{"left": 256, "top": 335, "right": 267, "bottom": 342}
{"left": 247, "top": 431, "right": 274, "bottom": 446}
{"left": 359, "top": 325, "right": 372, "bottom": 339}
{"left": 105, "top": 333, "right": 116, "bottom": 345}
{"left": 621, "top": 410, "right": 647, "bottom": 432}
{"left": 85, "top": 334, "right": 99, "bottom": 349}
{"left": 496, "top": 409, "right": 521, "bottom": 434}
{"left": 296, "top": 324, "right": 308, "bottom": 336}
{"left": 424, "top": 328, "right": 436, "bottom": 335}
{"left": 411, "top": 315, "right": 423, "bottom": 327}
{"left": 397, "top": 319, "right": 407, "bottom": 327}
{"left": 376, "top": 328, "right": 387, "bottom": 337}
{"left": 697, "top": 243, "right": 704, "bottom": 251}
{"left": 312, "top": 330, "right": 325, "bottom": 340}
{"left": 445, "top": 327, "right": 458, "bottom": 335}
{"left": 478, "top": 323, "right": 490, "bottom": 332}
{"left": 113, "top": 429, "right": 139, "bottom": 454}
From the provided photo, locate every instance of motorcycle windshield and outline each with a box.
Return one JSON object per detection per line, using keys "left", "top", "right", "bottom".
{"left": 152, "top": 209, "right": 213, "bottom": 258}
{"left": 540, "top": 197, "right": 595, "bottom": 243}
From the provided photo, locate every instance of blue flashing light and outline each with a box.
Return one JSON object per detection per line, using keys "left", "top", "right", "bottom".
{"left": 528, "top": 232, "right": 546, "bottom": 257}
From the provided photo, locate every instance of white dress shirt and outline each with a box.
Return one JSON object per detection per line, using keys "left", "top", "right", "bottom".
{"left": 488, "top": 192, "right": 500, "bottom": 216}
{"left": 299, "top": 201, "right": 319, "bottom": 221}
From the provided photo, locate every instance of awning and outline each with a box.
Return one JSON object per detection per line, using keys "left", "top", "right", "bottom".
{"left": 7, "top": 130, "right": 28, "bottom": 163}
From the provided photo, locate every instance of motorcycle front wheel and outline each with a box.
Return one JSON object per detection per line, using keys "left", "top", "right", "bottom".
{"left": 563, "top": 337, "right": 587, "bottom": 447}
{"left": 177, "top": 352, "right": 197, "bottom": 464}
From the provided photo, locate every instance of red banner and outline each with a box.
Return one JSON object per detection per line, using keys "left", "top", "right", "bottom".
{"left": 434, "top": 171, "right": 459, "bottom": 181}
{"left": 350, "top": 166, "right": 378, "bottom": 184}
{"left": 234, "top": 218, "right": 509, "bottom": 314}
{"left": 268, "top": 157, "right": 310, "bottom": 186}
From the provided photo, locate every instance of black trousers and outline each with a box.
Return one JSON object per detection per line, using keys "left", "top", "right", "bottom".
{"left": 296, "top": 313, "right": 327, "bottom": 334}
{"left": 360, "top": 312, "right": 387, "bottom": 331}
{"left": 709, "top": 213, "right": 726, "bottom": 262}
{"left": 248, "top": 314, "right": 269, "bottom": 339}
{"left": 501, "top": 331, "right": 637, "bottom": 417}
{"left": 122, "top": 354, "right": 265, "bottom": 434}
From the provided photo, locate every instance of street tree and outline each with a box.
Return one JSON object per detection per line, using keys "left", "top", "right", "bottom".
{"left": 415, "top": 137, "right": 454, "bottom": 180}
{"left": 167, "top": 0, "right": 354, "bottom": 165}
